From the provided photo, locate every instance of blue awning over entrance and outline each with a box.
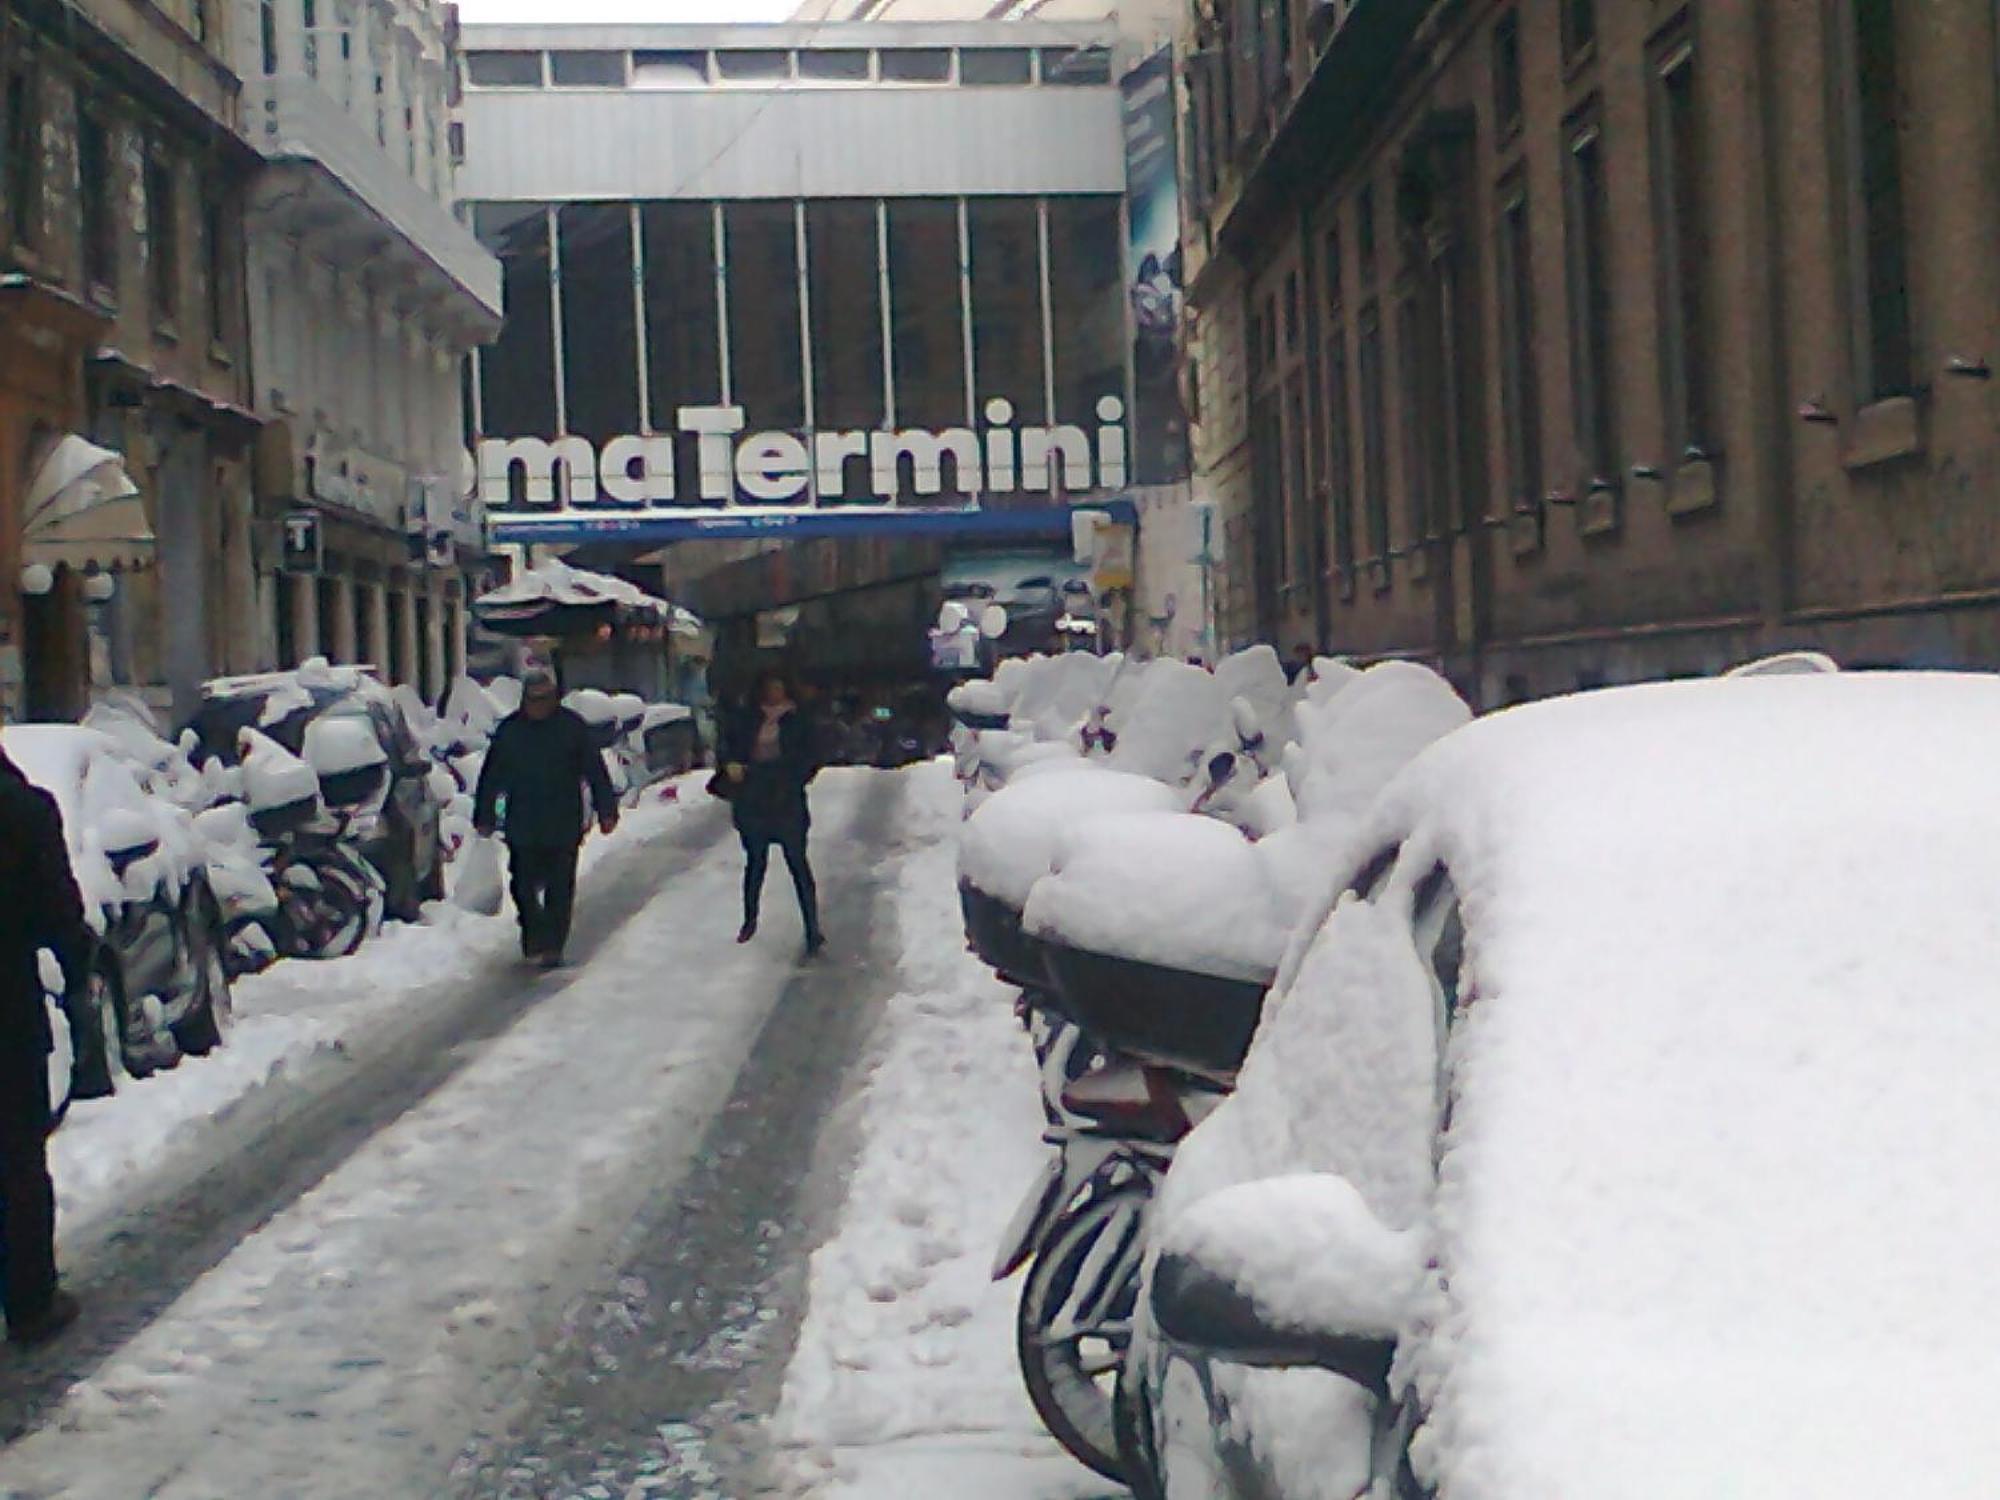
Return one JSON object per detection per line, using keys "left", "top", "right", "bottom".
{"left": 489, "top": 500, "right": 1138, "bottom": 548}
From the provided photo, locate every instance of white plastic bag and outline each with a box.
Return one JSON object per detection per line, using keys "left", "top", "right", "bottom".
{"left": 454, "top": 835, "right": 504, "bottom": 916}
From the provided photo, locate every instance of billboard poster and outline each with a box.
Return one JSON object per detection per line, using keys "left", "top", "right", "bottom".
{"left": 1122, "top": 47, "right": 1190, "bottom": 487}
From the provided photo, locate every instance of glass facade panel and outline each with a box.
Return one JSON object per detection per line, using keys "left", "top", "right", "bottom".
{"left": 725, "top": 201, "right": 806, "bottom": 431}
{"left": 549, "top": 50, "right": 624, "bottom": 87}
{"left": 880, "top": 49, "right": 951, "bottom": 83}
{"left": 1041, "top": 46, "right": 1111, "bottom": 85}
{"left": 799, "top": 49, "right": 870, "bottom": 81}
{"left": 807, "top": 200, "right": 885, "bottom": 431}
{"left": 558, "top": 203, "right": 639, "bottom": 443}
{"left": 475, "top": 202, "right": 556, "bottom": 438}
{"left": 641, "top": 202, "right": 722, "bottom": 432}
{"left": 466, "top": 51, "right": 540, "bottom": 87}
{"left": 968, "top": 197, "right": 1044, "bottom": 422}
{"left": 715, "top": 49, "right": 790, "bottom": 81}
{"left": 1047, "top": 196, "right": 1123, "bottom": 433}
{"left": 960, "top": 48, "right": 1032, "bottom": 86}
{"left": 632, "top": 50, "right": 707, "bottom": 87}
{"left": 885, "top": 199, "right": 965, "bottom": 431}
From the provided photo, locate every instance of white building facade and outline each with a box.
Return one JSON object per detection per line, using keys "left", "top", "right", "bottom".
{"left": 230, "top": 0, "right": 503, "bottom": 695}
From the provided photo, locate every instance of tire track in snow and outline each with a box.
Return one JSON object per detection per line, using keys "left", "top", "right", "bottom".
{"left": 447, "top": 769, "right": 910, "bottom": 1500}
{"left": 0, "top": 801, "right": 733, "bottom": 1448}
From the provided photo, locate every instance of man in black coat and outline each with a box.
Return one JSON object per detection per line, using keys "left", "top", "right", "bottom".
{"left": 473, "top": 673, "right": 619, "bottom": 967}
{"left": 0, "top": 729, "right": 92, "bottom": 1346}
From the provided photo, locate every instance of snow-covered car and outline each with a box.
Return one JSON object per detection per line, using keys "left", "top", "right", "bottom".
{"left": 187, "top": 662, "right": 447, "bottom": 920}
{"left": 4, "top": 724, "right": 232, "bottom": 1107}
{"left": 1123, "top": 671, "right": 2000, "bottom": 1500}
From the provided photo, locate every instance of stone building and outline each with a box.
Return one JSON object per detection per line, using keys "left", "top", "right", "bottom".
{"left": 2, "top": 0, "right": 262, "bottom": 722}
{"left": 230, "top": 0, "right": 502, "bottom": 697}
{"left": 1184, "top": 0, "right": 2000, "bottom": 704}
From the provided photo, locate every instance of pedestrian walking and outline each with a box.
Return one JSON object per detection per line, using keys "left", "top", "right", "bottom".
{"left": 0, "top": 723, "right": 92, "bottom": 1347}
{"left": 473, "top": 671, "right": 619, "bottom": 968}
{"left": 721, "top": 670, "right": 825, "bottom": 957}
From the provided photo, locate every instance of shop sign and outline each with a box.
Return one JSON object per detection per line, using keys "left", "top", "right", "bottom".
{"left": 474, "top": 400, "right": 1129, "bottom": 519}
{"left": 281, "top": 510, "right": 323, "bottom": 575}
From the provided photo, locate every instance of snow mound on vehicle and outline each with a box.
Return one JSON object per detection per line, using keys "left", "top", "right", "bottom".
{"left": 1290, "top": 661, "right": 1469, "bottom": 825}
{"left": 564, "top": 688, "right": 617, "bottom": 726}
{"left": 1213, "top": 645, "right": 1295, "bottom": 746}
{"left": 1022, "top": 811, "right": 1292, "bottom": 982}
{"left": 302, "top": 715, "right": 387, "bottom": 777}
{"left": 239, "top": 728, "right": 320, "bottom": 813}
{"left": 957, "top": 767, "right": 1180, "bottom": 907}
{"left": 1105, "top": 660, "right": 1226, "bottom": 784}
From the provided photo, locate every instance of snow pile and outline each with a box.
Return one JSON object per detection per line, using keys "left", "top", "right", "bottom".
{"left": 957, "top": 766, "right": 1181, "bottom": 906}
{"left": 238, "top": 727, "right": 320, "bottom": 814}
{"left": 776, "top": 760, "right": 1103, "bottom": 1497}
{"left": 564, "top": 687, "right": 617, "bottom": 727}
{"left": 1212, "top": 644, "right": 1295, "bottom": 748}
{"left": 1023, "top": 811, "right": 1293, "bottom": 982}
{"left": 1358, "top": 672, "right": 2000, "bottom": 1500}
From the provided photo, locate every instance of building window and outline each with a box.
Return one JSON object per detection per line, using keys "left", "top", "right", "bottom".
{"left": 550, "top": 51, "right": 626, "bottom": 87}
{"left": 78, "top": 111, "right": 117, "bottom": 295}
{"left": 1492, "top": 9, "right": 1523, "bottom": 138}
{"left": 1357, "top": 181, "right": 1377, "bottom": 282}
{"left": 465, "top": 51, "right": 542, "bottom": 88}
{"left": 1323, "top": 227, "right": 1343, "bottom": 311}
{"left": 798, "top": 49, "right": 870, "bottom": 82}
{"left": 204, "top": 197, "right": 231, "bottom": 344}
{"left": 147, "top": 151, "right": 178, "bottom": 322}
{"left": 259, "top": 0, "right": 278, "bottom": 74}
{"left": 880, "top": 49, "right": 952, "bottom": 84}
{"left": 639, "top": 201, "right": 723, "bottom": 436}
{"left": 1496, "top": 178, "right": 1543, "bottom": 506}
{"left": 557, "top": 204, "right": 640, "bottom": 444}
{"left": 715, "top": 49, "right": 791, "bottom": 82}
{"left": 632, "top": 50, "right": 709, "bottom": 87}
{"left": 1564, "top": 110, "right": 1617, "bottom": 482}
{"left": 1041, "top": 46, "right": 1111, "bottom": 85}
{"left": 1843, "top": 0, "right": 1913, "bottom": 399}
{"left": 1284, "top": 370, "right": 1311, "bottom": 589}
{"left": 4, "top": 69, "right": 37, "bottom": 249}
{"left": 1358, "top": 303, "right": 1389, "bottom": 562}
{"left": 447, "top": 120, "right": 466, "bottom": 164}
{"left": 1397, "top": 294, "right": 1430, "bottom": 543}
{"left": 1563, "top": 0, "right": 1597, "bottom": 63}
{"left": 1324, "top": 319, "right": 1355, "bottom": 584}
{"left": 810, "top": 199, "right": 886, "bottom": 430}
{"left": 1283, "top": 271, "right": 1300, "bottom": 351}
{"left": 960, "top": 48, "right": 1032, "bottom": 86}
{"left": 1651, "top": 32, "right": 1711, "bottom": 454}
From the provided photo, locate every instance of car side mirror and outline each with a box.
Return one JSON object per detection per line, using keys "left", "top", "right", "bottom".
{"left": 1150, "top": 1173, "right": 1423, "bottom": 1390}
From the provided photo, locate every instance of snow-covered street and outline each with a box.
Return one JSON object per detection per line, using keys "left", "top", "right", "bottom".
{"left": 0, "top": 763, "right": 1096, "bottom": 1499}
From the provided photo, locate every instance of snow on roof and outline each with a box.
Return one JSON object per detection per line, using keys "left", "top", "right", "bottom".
{"left": 474, "top": 557, "right": 687, "bottom": 623}
{"left": 1371, "top": 673, "right": 2000, "bottom": 1498}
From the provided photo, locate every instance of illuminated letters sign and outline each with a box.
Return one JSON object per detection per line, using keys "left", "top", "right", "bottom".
{"left": 476, "top": 398, "right": 1129, "bottom": 520}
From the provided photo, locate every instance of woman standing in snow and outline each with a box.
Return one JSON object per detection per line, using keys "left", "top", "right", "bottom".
{"left": 720, "top": 669, "right": 825, "bottom": 956}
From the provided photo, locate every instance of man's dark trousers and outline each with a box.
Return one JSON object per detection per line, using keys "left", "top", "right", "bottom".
{"left": 0, "top": 995, "right": 57, "bottom": 1328}
{"left": 509, "top": 841, "right": 580, "bottom": 958}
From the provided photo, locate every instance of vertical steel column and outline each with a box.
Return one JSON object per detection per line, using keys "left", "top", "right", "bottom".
{"left": 714, "top": 201, "right": 733, "bottom": 405}
{"left": 796, "top": 199, "right": 818, "bottom": 504}
{"left": 630, "top": 201, "right": 651, "bottom": 431}
{"left": 546, "top": 203, "right": 567, "bottom": 434}
{"left": 1038, "top": 196, "right": 1057, "bottom": 424}
{"left": 467, "top": 346, "right": 484, "bottom": 437}
{"left": 877, "top": 198, "right": 896, "bottom": 428}
{"left": 957, "top": 196, "right": 977, "bottom": 427}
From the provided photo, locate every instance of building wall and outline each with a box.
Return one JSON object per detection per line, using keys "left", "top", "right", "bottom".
{"left": 2, "top": 0, "right": 261, "bottom": 722}
{"left": 231, "top": 0, "right": 498, "bottom": 693}
{"left": 1186, "top": 0, "right": 2000, "bottom": 705}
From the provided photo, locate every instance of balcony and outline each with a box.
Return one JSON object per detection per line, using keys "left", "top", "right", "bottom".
{"left": 244, "top": 75, "right": 502, "bottom": 334}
